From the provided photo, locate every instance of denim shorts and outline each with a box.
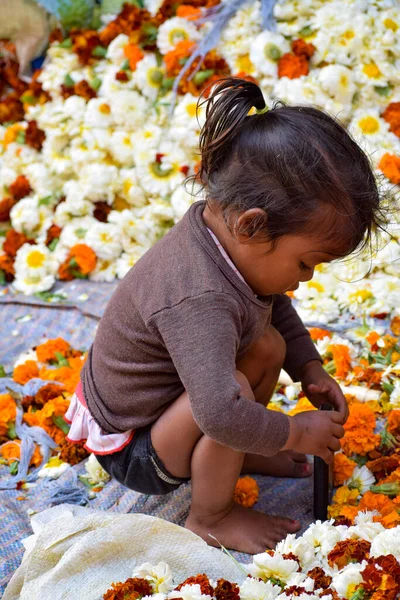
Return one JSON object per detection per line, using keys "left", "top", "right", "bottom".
{"left": 96, "top": 425, "right": 189, "bottom": 495}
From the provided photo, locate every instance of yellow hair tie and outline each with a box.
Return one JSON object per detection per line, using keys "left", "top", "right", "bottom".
{"left": 255, "top": 105, "right": 269, "bottom": 115}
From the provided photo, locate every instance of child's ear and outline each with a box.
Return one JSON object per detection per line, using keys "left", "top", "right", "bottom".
{"left": 234, "top": 208, "right": 268, "bottom": 242}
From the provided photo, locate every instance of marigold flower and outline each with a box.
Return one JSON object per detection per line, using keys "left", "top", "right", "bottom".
{"left": 278, "top": 53, "right": 309, "bottom": 79}
{"left": 9, "top": 175, "right": 32, "bottom": 200}
{"left": 307, "top": 567, "right": 332, "bottom": 590}
{"left": 25, "top": 120, "right": 46, "bottom": 151}
{"left": 390, "top": 316, "right": 400, "bottom": 336}
{"left": 367, "top": 454, "right": 400, "bottom": 480}
{"left": 0, "top": 393, "right": 17, "bottom": 437}
{"left": 387, "top": 410, "right": 400, "bottom": 435}
{"left": 382, "top": 102, "right": 400, "bottom": 137}
{"left": 0, "top": 254, "right": 15, "bottom": 281}
{"left": 0, "top": 96, "right": 24, "bottom": 124}
{"left": 331, "top": 485, "right": 359, "bottom": 506}
{"left": 124, "top": 43, "right": 144, "bottom": 71}
{"left": 0, "top": 197, "right": 16, "bottom": 222}
{"left": 0, "top": 440, "right": 42, "bottom": 467}
{"left": 291, "top": 38, "right": 316, "bottom": 59}
{"left": 176, "top": 5, "right": 202, "bottom": 20}
{"left": 103, "top": 577, "right": 154, "bottom": 600}
{"left": 74, "top": 80, "right": 97, "bottom": 101}
{"left": 341, "top": 429, "right": 380, "bottom": 456}
{"left": 213, "top": 579, "right": 240, "bottom": 600}
{"left": 379, "top": 510, "right": 400, "bottom": 528}
{"left": 36, "top": 338, "right": 71, "bottom": 363}
{"left": 13, "top": 360, "right": 39, "bottom": 385}
{"left": 3, "top": 229, "right": 32, "bottom": 258}
{"left": 39, "top": 356, "right": 85, "bottom": 393}
{"left": 328, "top": 344, "right": 352, "bottom": 379}
{"left": 59, "top": 438, "right": 90, "bottom": 465}
{"left": 35, "top": 383, "right": 66, "bottom": 405}
{"left": 176, "top": 575, "right": 214, "bottom": 596}
{"left": 344, "top": 402, "right": 376, "bottom": 433}
{"left": 24, "top": 396, "right": 70, "bottom": 445}
{"left": 287, "top": 396, "right": 317, "bottom": 416}
{"left": 359, "top": 490, "right": 395, "bottom": 515}
{"left": 308, "top": 327, "right": 332, "bottom": 342}
{"left": 164, "top": 40, "right": 196, "bottom": 76}
{"left": 233, "top": 476, "right": 259, "bottom": 508}
{"left": 58, "top": 244, "right": 97, "bottom": 280}
{"left": 328, "top": 539, "right": 371, "bottom": 569}
{"left": 333, "top": 453, "right": 356, "bottom": 486}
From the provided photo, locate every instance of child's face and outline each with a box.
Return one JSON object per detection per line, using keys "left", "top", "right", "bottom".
{"left": 233, "top": 233, "right": 345, "bottom": 296}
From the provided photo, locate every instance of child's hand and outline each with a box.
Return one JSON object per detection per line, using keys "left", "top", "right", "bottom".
{"left": 283, "top": 410, "right": 345, "bottom": 464}
{"left": 299, "top": 360, "right": 349, "bottom": 423}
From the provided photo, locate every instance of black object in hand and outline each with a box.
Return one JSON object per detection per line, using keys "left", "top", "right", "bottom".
{"left": 313, "top": 403, "right": 334, "bottom": 520}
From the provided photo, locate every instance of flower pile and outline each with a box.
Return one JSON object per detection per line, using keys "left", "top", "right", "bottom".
{"left": 0, "top": 0, "right": 400, "bottom": 295}
{"left": 102, "top": 532, "right": 400, "bottom": 600}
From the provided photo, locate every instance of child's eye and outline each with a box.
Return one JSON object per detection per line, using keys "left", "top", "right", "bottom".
{"left": 299, "top": 261, "right": 311, "bottom": 271}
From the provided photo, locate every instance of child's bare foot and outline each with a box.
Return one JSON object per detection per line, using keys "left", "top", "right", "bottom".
{"left": 242, "top": 450, "right": 312, "bottom": 477}
{"left": 185, "top": 503, "right": 300, "bottom": 554}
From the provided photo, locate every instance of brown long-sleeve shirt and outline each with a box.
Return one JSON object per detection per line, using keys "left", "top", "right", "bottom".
{"left": 81, "top": 201, "right": 321, "bottom": 456}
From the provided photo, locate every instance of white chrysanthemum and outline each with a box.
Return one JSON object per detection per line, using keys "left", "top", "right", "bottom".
{"left": 250, "top": 31, "right": 290, "bottom": 78}
{"left": 389, "top": 379, "right": 400, "bottom": 408}
{"left": 285, "top": 573, "right": 315, "bottom": 591}
{"left": 143, "top": 0, "right": 163, "bottom": 16}
{"left": 108, "top": 131, "right": 135, "bottom": 167}
{"left": 173, "top": 93, "right": 206, "bottom": 129}
{"left": 106, "top": 33, "right": 130, "bottom": 64}
{"left": 170, "top": 184, "right": 195, "bottom": 220}
{"left": 79, "top": 162, "right": 119, "bottom": 203}
{"left": 84, "top": 98, "right": 114, "bottom": 128}
{"left": 135, "top": 142, "right": 186, "bottom": 196}
{"left": 315, "top": 334, "right": 358, "bottom": 361}
{"left": 24, "top": 162, "right": 56, "bottom": 198}
{"left": 0, "top": 165, "right": 18, "bottom": 192}
{"left": 169, "top": 584, "right": 211, "bottom": 600}
{"left": 295, "top": 297, "right": 341, "bottom": 325}
{"left": 345, "top": 466, "right": 375, "bottom": 495}
{"left": 116, "top": 248, "right": 147, "bottom": 279}
{"left": 14, "top": 243, "right": 56, "bottom": 278}
{"left": 10, "top": 196, "right": 41, "bottom": 235}
{"left": 12, "top": 273, "right": 56, "bottom": 295}
{"left": 370, "top": 526, "right": 400, "bottom": 559}
{"left": 349, "top": 109, "right": 391, "bottom": 146}
{"left": 89, "top": 258, "right": 117, "bottom": 282}
{"left": 302, "top": 520, "right": 342, "bottom": 557}
{"left": 117, "top": 168, "right": 147, "bottom": 207}
{"left": 58, "top": 217, "right": 97, "bottom": 249}
{"left": 38, "top": 456, "right": 70, "bottom": 479}
{"left": 109, "top": 90, "right": 148, "bottom": 129}
{"left": 157, "top": 17, "right": 200, "bottom": 55}
{"left": 272, "top": 77, "right": 328, "bottom": 110}
{"left": 248, "top": 553, "right": 299, "bottom": 584}
{"left": 133, "top": 54, "right": 165, "bottom": 101}
{"left": 133, "top": 562, "right": 173, "bottom": 594}
{"left": 317, "top": 65, "right": 357, "bottom": 109}
{"left": 347, "top": 511, "right": 385, "bottom": 542}
{"left": 239, "top": 577, "right": 281, "bottom": 600}
{"left": 131, "top": 123, "right": 163, "bottom": 161}
{"left": 37, "top": 47, "right": 80, "bottom": 94}
{"left": 85, "top": 223, "right": 122, "bottom": 260}
{"left": 84, "top": 453, "right": 110, "bottom": 486}
{"left": 331, "top": 562, "right": 365, "bottom": 599}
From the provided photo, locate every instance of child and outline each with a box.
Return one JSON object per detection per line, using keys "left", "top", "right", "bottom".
{"left": 65, "top": 77, "right": 383, "bottom": 554}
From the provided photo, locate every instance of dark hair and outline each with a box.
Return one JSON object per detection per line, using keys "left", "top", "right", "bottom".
{"left": 189, "top": 76, "right": 385, "bottom": 255}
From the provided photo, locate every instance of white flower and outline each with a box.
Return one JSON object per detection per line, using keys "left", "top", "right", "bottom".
{"left": 133, "top": 54, "right": 165, "bottom": 101}
{"left": 331, "top": 563, "right": 365, "bottom": 599}
{"left": 108, "top": 131, "right": 135, "bottom": 167}
{"left": 157, "top": 17, "right": 200, "bottom": 55}
{"left": 84, "top": 98, "right": 114, "bottom": 128}
{"left": 169, "top": 584, "right": 211, "bottom": 600}
{"left": 135, "top": 142, "right": 186, "bottom": 196}
{"left": 89, "top": 258, "right": 117, "bottom": 282}
{"left": 116, "top": 249, "right": 147, "bottom": 279}
{"left": 38, "top": 456, "right": 70, "bottom": 479}
{"left": 370, "top": 526, "right": 400, "bottom": 559}
{"left": 79, "top": 163, "right": 119, "bottom": 203}
{"left": 14, "top": 243, "right": 56, "bottom": 278}
{"left": 109, "top": 90, "right": 148, "bottom": 129}
{"left": 345, "top": 466, "right": 375, "bottom": 495}
{"left": 106, "top": 34, "right": 130, "bottom": 64}
{"left": 239, "top": 577, "right": 281, "bottom": 600}
{"left": 316, "top": 65, "right": 357, "bottom": 111}
{"left": 84, "top": 454, "right": 110, "bottom": 486}
{"left": 389, "top": 379, "right": 400, "bottom": 408}
{"left": 250, "top": 31, "right": 290, "bottom": 78}
{"left": 347, "top": 511, "right": 384, "bottom": 542}
{"left": 248, "top": 553, "right": 299, "bottom": 584}
{"left": 12, "top": 273, "right": 56, "bottom": 295}
{"left": 170, "top": 184, "right": 195, "bottom": 221}
{"left": 302, "top": 520, "right": 342, "bottom": 557}
{"left": 10, "top": 196, "right": 40, "bottom": 235}
{"left": 117, "top": 168, "right": 147, "bottom": 206}
{"left": 14, "top": 349, "right": 38, "bottom": 368}
{"left": 85, "top": 223, "right": 122, "bottom": 260}
{"left": 133, "top": 562, "right": 173, "bottom": 593}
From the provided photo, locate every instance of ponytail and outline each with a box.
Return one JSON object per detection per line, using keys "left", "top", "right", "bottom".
{"left": 198, "top": 77, "right": 266, "bottom": 185}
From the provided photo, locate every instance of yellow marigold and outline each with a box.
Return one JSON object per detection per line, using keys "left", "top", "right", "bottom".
{"left": 36, "top": 338, "right": 71, "bottom": 363}
{"left": 0, "top": 393, "right": 16, "bottom": 437}
{"left": 344, "top": 402, "right": 376, "bottom": 433}
{"left": 13, "top": 360, "right": 39, "bottom": 384}
{"left": 390, "top": 316, "right": 400, "bottom": 336}
{"left": 234, "top": 476, "right": 259, "bottom": 508}
{"left": 341, "top": 429, "right": 380, "bottom": 457}
{"left": 387, "top": 410, "right": 400, "bottom": 435}
{"left": 0, "top": 440, "right": 42, "bottom": 467}
{"left": 327, "top": 503, "right": 360, "bottom": 523}
{"left": 332, "top": 485, "right": 360, "bottom": 506}
{"left": 287, "top": 396, "right": 317, "bottom": 416}
{"left": 328, "top": 344, "right": 352, "bottom": 378}
{"left": 333, "top": 453, "right": 356, "bottom": 486}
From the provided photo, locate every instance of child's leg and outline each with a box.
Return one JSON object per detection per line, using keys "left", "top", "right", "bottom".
{"left": 238, "top": 326, "right": 312, "bottom": 478}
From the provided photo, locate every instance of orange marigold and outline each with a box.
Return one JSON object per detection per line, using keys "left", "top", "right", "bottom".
{"left": 234, "top": 476, "right": 259, "bottom": 508}
{"left": 291, "top": 38, "right": 316, "bottom": 59}
{"left": 0, "top": 440, "right": 42, "bottom": 467}
{"left": 329, "top": 344, "right": 352, "bottom": 379}
{"left": 3, "top": 229, "right": 32, "bottom": 257}
{"left": 390, "top": 316, "right": 400, "bottom": 336}
{"left": 0, "top": 254, "right": 15, "bottom": 281}
{"left": 0, "top": 196, "right": 16, "bottom": 222}
{"left": 58, "top": 244, "right": 97, "bottom": 280}
{"left": 103, "top": 577, "right": 153, "bottom": 600}
{"left": 9, "top": 175, "right": 32, "bottom": 200}
{"left": 39, "top": 355, "right": 85, "bottom": 393}
{"left": 176, "top": 575, "right": 214, "bottom": 596}
{"left": 359, "top": 491, "right": 395, "bottom": 515}
{"left": 25, "top": 120, "right": 45, "bottom": 151}
{"left": 328, "top": 539, "right": 370, "bottom": 569}
{"left": 331, "top": 485, "right": 359, "bottom": 506}
{"left": 36, "top": 338, "right": 71, "bottom": 363}
{"left": 124, "top": 43, "right": 144, "bottom": 71}
{"left": 176, "top": 5, "right": 202, "bottom": 19}
{"left": 13, "top": 360, "right": 39, "bottom": 384}
{"left": 382, "top": 102, "right": 400, "bottom": 137}
{"left": 0, "top": 393, "right": 16, "bottom": 437}
{"left": 308, "top": 327, "right": 332, "bottom": 342}
{"left": 344, "top": 402, "right": 376, "bottom": 432}
{"left": 387, "top": 410, "right": 400, "bottom": 435}
{"left": 164, "top": 39, "right": 196, "bottom": 75}
{"left": 378, "top": 153, "right": 400, "bottom": 184}
{"left": 278, "top": 53, "right": 309, "bottom": 79}
{"left": 333, "top": 453, "right": 356, "bottom": 486}
{"left": 341, "top": 429, "right": 380, "bottom": 457}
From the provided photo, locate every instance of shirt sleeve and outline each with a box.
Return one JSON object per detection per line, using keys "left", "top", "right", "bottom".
{"left": 148, "top": 292, "right": 290, "bottom": 456}
{"left": 271, "top": 294, "right": 322, "bottom": 381}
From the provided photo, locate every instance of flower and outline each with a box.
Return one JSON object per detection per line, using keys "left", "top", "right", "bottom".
{"left": 239, "top": 578, "right": 281, "bottom": 600}
{"left": 103, "top": 577, "right": 153, "bottom": 600}
{"left": 331, "top": 563, "right": 365, "bottom": 599}
{"left": 0, "top": 440, "right": 42, "bottom": 467}
{"left": 133, "top": 562, "right": 173, "bottom": 594}
{"left": 84, "top": 453, "right": 111, "bottom": 486}
{"left": 0, "top": 393, "right": 17, "bottom": 437}
{"left": 370, "top": 527, "right": 400, "bottom": 559}
{"left": 378, "top": 153, "right": 400, "bottom": 184}
{"left": 157, "top": 17, "right": 200, "bottom": 55}
{"left": 248, "top": 553, "right": 299, "bottom": 584}
{"left": 37, "top": 455, "right": 70, "bottom": 479}
{"left": 13, "top": 360, "right": 39, "bottom": 384}
{"left": 36, "top": 338, "right": 71, "bottom": 363}
{"left": 334, "top": 454, "right": 356, "bottom": 486}
{"left": 234, "top": 476, "right": 259, "bottom": 508}
{"left": 345, "top": 466, "right": 376, "bottom": 495}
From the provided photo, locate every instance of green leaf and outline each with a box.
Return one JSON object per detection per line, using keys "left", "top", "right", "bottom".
{"left": 15, "top": 131, "right": 26, "bottom": 144}
{"left": 91, "top": 77, "right": 102, "bottom": 91}
{"left": 353, "top": 454, "right": 368, "bottom": 467}
{"left": 35, "top": 291, "right": 68, "bottom": 303}
{"left": 58, "top": 0, "right": 94, "bottom": 31}
{"left": 7, "top": 421, "right": 17, "bottom": 440}
{"left": 52, "top": 414, "right": 70, "bottom": 435}
{"left": 161, "top": 77, "right": 175, "bottom": 91}
{"left": 64, "top": 73, "right": 75, "bottom": 87}
{"left": 299, "top": 25, "right": 313, "bottom": 37}
{"left": 69, "top": 257, "right": 79, "bottom": 268}
{"left": 382, "top": 382, "right": 395, "bottom": 395}
{"left": 38, "top": 195, "right": 53, "bottom": 206}
{"left": 54, "top": 351, "right": 69, "bottom": 367}
{"left": 193, "top": 69, "right": 215, "bottom": 86}
{"left": 374, "top": 85, "right": 393, "bottom": 97}
{"left": 121, "top": 58, "right": 130, "bottom": 71}
{"left": 141, "top": 22, "right": 158, "bottom": 43}
{"left": 20, "top": 92, "right": 36, "bottom": 105}
{"left": 92, "top": 45, "right": 107, "bottom": 58}
{"left": 70, "top": 269, "right": 88, "bottom": 279}
{"left": 58, "top": 38, "right": 73, "bottom": 49}
{"left": 74, "top": 227, "right": 87, "bottom": 239}
{"left": 0, "top": 365, "right": 6, "bottom": 377}
{"left": 0, "top": 270, "right": 6, "bottom": 286}
{"left": 9, "top": 460, "right": 19, "bottom": 475}
{"left": 48, "top": 237, "right": 60, "bottom": 252}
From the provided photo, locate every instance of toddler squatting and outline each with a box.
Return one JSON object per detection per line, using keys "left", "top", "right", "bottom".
{"left": 66, "top": 78, "right": 383, "bottom": 554}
